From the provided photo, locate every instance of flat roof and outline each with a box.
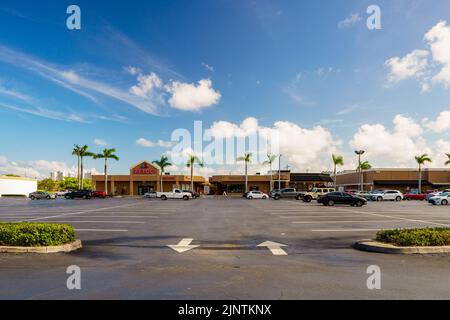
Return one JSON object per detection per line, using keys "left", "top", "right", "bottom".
{"left": 0, "top": 176, "right": 37, "bottom": 181}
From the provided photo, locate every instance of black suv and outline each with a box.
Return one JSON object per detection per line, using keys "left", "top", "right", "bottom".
{"left": 317, "top": 192, "right": 366, "bottom": 207}
{"left": 65, "top": 190, "right": 92, "bottom": 199}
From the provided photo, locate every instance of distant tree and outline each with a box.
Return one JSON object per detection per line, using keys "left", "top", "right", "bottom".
{"left": 93, "top": 148, "right": 119, "bottom": 195}
{"left": 79, "top": 145, "right": 94, "bottom": 190}
{"left": 415, "top": 154, "right": 432, "bottom": 193}
{"left": 357, "top": 161, "right": 372, "bottom": 171}
{"left": 332, "top": 154, "right": 344, "bottom": 187}
{"left": 5, "top": 174, "right": 21, "bottom": 177}
{"left": 152, "top": 155, "right": 172, "bottom": 192}
{"left": 60, "top": 177, "right": 80, "bottom": 191}
{"left": 186, "top": 154, "right": 204, "bottom": 192}
{"left": 72, "top": 145, "right": 83, "bottom": 188}
{"left": 237, "top": 152, "right": 252, "bottom": 193}
{"left": 38, "top": 179, "right": 60, "bottom": 192}
{"left": 445, "top": 153, "right": 450, "bottom": 166}
{"left": 263, "top": 154, "right": 277, "bottom": 191}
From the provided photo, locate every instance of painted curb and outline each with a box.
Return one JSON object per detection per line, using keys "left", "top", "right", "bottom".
{"left": 354, "top": 240, "right": 450, "bottom": 254}
{"left": 0, "top": 240, "right": 82, "bottom": 254}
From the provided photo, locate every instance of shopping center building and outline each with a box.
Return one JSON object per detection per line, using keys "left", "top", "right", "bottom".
{"left": 336, "top": 168, "right": 450, "bottom": 192}
{"left": 92, "top": 161, "right": 207, "bottom": 196}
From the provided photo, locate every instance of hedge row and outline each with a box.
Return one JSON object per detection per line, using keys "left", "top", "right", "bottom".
{"left": 0, "top": 222, "right": 75, "bottom": 247}
{"left": 376, "top": 228, "right": 450, "bottom": 247}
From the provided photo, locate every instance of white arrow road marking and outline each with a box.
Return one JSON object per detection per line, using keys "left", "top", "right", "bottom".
{"left": 257, "top": 241, "right": 288, "bottom": 256}
{"left": 168, "top": 238, "right": 199, "bottom": 253}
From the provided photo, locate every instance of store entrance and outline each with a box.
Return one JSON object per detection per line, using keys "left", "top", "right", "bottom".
{"left": 137, "top": 182, "right": 155, "bottom": 195}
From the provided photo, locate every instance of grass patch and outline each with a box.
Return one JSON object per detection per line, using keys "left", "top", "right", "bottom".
{"left": 376, "top": 228, "right": 450, "bottom": 247}
{"left": 0, "top": 222, "right": 75, "bottom": 247}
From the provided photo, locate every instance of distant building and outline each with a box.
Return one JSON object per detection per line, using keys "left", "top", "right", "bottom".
{"left": 336, "top": 168, "right": 450, "bottom": 192}
{"left": 50, "top": 171, "right": 64, "bottom": 181}
{"left": 84, "top": 172, "right": 92, "bottom": 180}
{"left": 0, "top": 176, "right": 37, "bottom": 197}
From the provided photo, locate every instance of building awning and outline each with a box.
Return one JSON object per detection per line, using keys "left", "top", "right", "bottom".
{"left": 374, "top": 180, "right": 429, "bottom": 186}
{"left": 290, "top": 173, "right": 333, "bottom": 182}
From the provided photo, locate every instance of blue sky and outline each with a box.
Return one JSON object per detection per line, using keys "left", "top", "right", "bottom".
{"left": 0, "top": 0, "right": 449, "bottom": 178}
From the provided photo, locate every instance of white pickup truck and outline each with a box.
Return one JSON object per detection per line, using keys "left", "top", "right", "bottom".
{"left": 157, "top": 189, "right": 192, "bottom": 200}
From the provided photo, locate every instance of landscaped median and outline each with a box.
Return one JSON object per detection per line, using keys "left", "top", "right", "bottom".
{"left": 354, "top": 228, "right": 450, "bottom": 254}
{"left": 0, "top": 222, "right": 82, "bottom": 253}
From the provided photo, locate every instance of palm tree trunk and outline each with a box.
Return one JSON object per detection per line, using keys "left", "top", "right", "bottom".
{"left": 104, "top": 159, "right": 108, "bottom": 195}
{"left": 418, "top": 165, "right": 422, "bottom": 193}
{"left": 269, "top": 163, "right": 273, "bottom": 191}
{"left": 190, "top": 166, "right": 194, "bottom": 191}
{"left": 77, "top": 156, "right": 80, "bottom": 189}
{"left": 80, "top": 157, "right": 84, "bottom": 190}
{"left": 334, "top": 165, "right": 337, "bottom": 188}
{"left": 160, "top": 170, "right": 163, "bottom": 192}
{"left": 245, "top": 162, "right": 248, "bottom": 192}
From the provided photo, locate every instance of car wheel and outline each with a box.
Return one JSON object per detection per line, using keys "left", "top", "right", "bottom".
{"left": 183, "top": 195, "right": 189, "bottom": 200}
{"left": 248, "top": 196, "right": 253, "bottom": 200}
{"left": 274, "top": 195, "right": 280, "bottom": 200}
{"left": 83, "top": 195, "right": 88, "bottom": 199}
{"left": 442, "top": 199, "right": 448, "bottom": 205}
{"left": 296, "top": 195, "right": 302, "bottom": 200}
{"left": 377, "top": 196, "right": 383, "bottom": 202}
{"left": 303, "top": 196, "right": 312, "bottom": 203}
{"left": 262, "top": 196, "right": 267, "bottom": 199}
{"left": 356, "top": 201, "right": 363, "bottom": 207}
{"left": 161, "top": 195, "right": 167, "bottom": 201}
{"left": 46, "top": 196, "right": 51, "bottom": 200}
{"left": 327, "top": 200, "right": 335, "bottom": 206}
{"left": 30, "top": 196, "right": 35, "bottom": 200}
{"left": 395, "top": 196, "right": 402, "bottom": 202}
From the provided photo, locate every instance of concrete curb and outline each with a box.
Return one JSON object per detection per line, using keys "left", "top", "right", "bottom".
{"left": 354, "top": 240, "right": 450, "bottom": 254}
{"left": 0, "top": 240, "right": 82, "bottom": 254}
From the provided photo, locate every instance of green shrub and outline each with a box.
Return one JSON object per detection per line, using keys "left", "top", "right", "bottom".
{"left": 0, "top": 222, "right": 75, "bottom": 247}
{"left": 376, "top": 228, "right": 450, "bottom": 247}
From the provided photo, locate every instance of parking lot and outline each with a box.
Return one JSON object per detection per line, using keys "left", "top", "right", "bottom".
{"left": 0, "top": 196, "right": 449, "bottom": 299}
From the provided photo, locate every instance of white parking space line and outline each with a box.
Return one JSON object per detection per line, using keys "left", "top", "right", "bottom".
{"left": 328, "top": 207, "right": 450, "bottom": 227}
{"left": 292, "top": 220, "right": 412, "bottom": 224}
{"left": 25, "top": 202, "right": 147, "bottom": 222}
{"left": 278, "top": 215, "right": 365, "bottom": 218}
{"left": 39, "top": 220, "right": 146, "bottom": 224}
{"left": 75, "top": 229, "right": 128, "bottom": 232}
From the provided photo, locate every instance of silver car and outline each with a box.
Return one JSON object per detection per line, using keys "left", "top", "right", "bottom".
{"left": 29, "top": 191, "right": 56, "bottom": 200}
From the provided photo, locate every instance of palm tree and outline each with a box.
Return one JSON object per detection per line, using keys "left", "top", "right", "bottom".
{"left": 186, "top": 154, "right": 204, "bottom": 192}
{"left": 72, "top": 145, "right": 83, "bottom": 189}
{"left": 79, "top": 145, "right": 94, "bottom": 190}
{"left": 93, "top": 148, "right": 119, "bottom": 195}
{"left": 332, "top": 154, "right": 344, "bottom": 188}
{"left": 152, "top": 155, "right": 172, "bottom": 192}
{"left": 263, "top": 154, "right": 277, "bottom": 191}
{"left": 445, "top": 153, "right": 450, "bottom": 166}
{"left": 357, "top": 161, "right": 372, "bottom": 171}
{"left": 237, "top": 152, "right": 252, "bottom": 193}
{"left": 415, "top": 154, "right": 432, "bottom": 193}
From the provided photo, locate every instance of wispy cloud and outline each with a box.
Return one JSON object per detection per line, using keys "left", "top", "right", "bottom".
{"left": 0, "top": 86, "right": 33, "bottom": 103}
{"left": 0, "top": 45, "right": 165, "bottom": 115}
{"left": 0, "top": 103, "right": 87, "bottom": 123}
{"left": 338, "top": 13, "right": 361, "bottom": 29}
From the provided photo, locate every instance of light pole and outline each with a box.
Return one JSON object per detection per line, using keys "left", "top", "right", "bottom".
{"left": 354, "top": 150, "right": 365, "bottom": 191}
{"left": 278, "top": 154, "right": 282, "bottom": 190}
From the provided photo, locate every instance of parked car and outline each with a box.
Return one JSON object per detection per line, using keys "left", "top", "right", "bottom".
{"left": 269, "top": 189, "right": 280, "bottom": 198}
{"left": 183, "top": 190, "right": 200, "bottom": 199}
{"left": 355, "top": 191, "right": 369, "bottom": 198}
{"left": 56, "top": 190, "right": 70, "bottom": 197}
{"left": 157, "top": 189, "right": 191, "bottom": 200}
{"left": 429, "top": 192, "right": 449, "bottom": 205}
{"left": 272, "top": 188, "right": 304, "bottom": 200}
{"left": 403, "top": 191, "right": 427, "bottom": 201}
{"left": 144, "top": 191, "right": 157, "bottom": 199}
{"left": 29, "top": 191, "right": 56, "bottom": 200}
{"left": 363, "top": 190, "right": 385, "bottom": 200}
{"left": 91, "top": 190, "right": 107, "bottom": 199}
{"left": 370, "top": 190, "right": 403, "bottom": 201}
{"left": 246, "top": 191, "right": 269, "bottom": 199}
{"left": 65, "top": 190, "right": 92, "bottom": 199}
{"left": 302, "top": 188, "right": 336, "bottom": 202}
{"left": 317, "top": 192, "right": 367, "bottom": 207}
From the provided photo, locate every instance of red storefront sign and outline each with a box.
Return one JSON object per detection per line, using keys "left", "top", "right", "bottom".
{"left": 132, "top": 162, "right": 158, "bottom": 175}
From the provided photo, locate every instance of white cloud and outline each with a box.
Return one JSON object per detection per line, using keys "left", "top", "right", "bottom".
{"left": 338, "top": 13, "right": 361, "bottom": 29}
{"left": 0, "top": 103, "right": 86, "bottom": 123}
{"left": 385, "top": 49, "right": 429, "bottom": 82}
{"left": 424, "top": 20, "right": 450, "bottom": 87}
{"left": 94, "top": 138, "right": 109, "bottom": 146}
{"left": 165, "top": 79, "right": 221, "bottom": 111}
{"left": 349, "top": 115, "right": 430, "bottom": 167}
{"left": 385, "top": 20, "right": 450, "bottom": 91}
{"left": 423, "top": 110, "right": 450, "bottom": 133}
{"left": 0, "top": 156, "right": 79, "bottom": 179}
{"left": 0, "top": 86, "right": 33, "bottom": 103}
{"left": 136, "top": 138, "right": 173, "bottom": 148}
{"left": 129, "top": 72, "right": 162, "bottom": 98}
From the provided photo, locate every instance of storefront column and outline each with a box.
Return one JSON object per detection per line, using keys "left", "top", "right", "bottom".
{"left": 111, "top": 179, "right": 115, "bottom": 195}
{"left": 130, "top": 179, "right": 134, "bottom": 196}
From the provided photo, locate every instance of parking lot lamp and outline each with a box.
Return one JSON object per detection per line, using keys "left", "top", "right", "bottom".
{"left": 354, "top": 150, "right": 365, "bottom": 191}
